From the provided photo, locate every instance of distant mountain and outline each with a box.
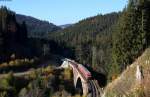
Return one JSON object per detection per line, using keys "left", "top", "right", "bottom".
{"left": 16, "top": 14, "right": 61, "bottom": 38}
{"left": 49, "top": 12, "right": 120, "bottom": 44}
{"left": 60, "top": 24, "right": 73, "bottom": 29}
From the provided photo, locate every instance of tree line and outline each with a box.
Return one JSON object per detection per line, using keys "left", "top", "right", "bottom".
{"left": 0, "top": 6, "right": 52, "bottom": 63}
{"left": 111, "top": 0, "right": 150, "bottom": 77}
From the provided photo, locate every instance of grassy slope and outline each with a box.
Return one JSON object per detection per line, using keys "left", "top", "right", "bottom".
{"left": 103, "top": 48, "right": 150, "bottom": 97}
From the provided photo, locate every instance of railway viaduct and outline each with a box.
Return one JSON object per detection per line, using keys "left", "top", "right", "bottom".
{"left": 60, "top": 58, "right": 102, "bottom": 97}
{"left": 60, "top": 58, "right": 89, "bottom": 95}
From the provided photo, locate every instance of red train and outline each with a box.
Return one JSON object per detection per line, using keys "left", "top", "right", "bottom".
{"left": 78, "top": 64, "right": 92, "bottom": 79}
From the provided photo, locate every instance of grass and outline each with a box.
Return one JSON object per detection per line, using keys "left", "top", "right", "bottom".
{"left": 103, "top": 48, "right": 150, "bottom": 97}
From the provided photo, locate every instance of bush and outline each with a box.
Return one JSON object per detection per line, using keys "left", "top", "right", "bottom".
{"left": 18, "top": 88, "right": 27, "bottom": 97}
{"left": 63, "top": 69, "right": 72, "bottom": 80}
{"left": 8, "top": 61, "right": 15, "bottom": 66}
{"left": 0, "top": 78, "right": 9, "bottom": 89}
{"left": 44, "top": 66, "right": 54, "bottom": 73}
{"left": 28, "top": 69, "right": 37, "bottom": 79}
{"left": 0, "top": 92, "right": 8, "bottom": 97}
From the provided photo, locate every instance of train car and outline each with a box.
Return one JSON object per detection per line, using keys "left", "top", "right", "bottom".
{"left": 78, "top": 64, "right": 92, "bottom": 79}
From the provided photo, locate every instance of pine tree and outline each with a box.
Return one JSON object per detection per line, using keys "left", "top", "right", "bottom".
{"left": 92, "top": 46, "right": 97, "bottom": 69}
{"left": 19, "top": 21, "right": 28, "bottom": 44}
{"left": 112, "top": 0, "right": 150, "bottom": 75}
{"left": 0, "top": 11, "right": 3, "bottom": 55}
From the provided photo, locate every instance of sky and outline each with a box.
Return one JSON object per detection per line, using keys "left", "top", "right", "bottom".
{"left": 0, "top": 0, "right": 128, "bottom": 25}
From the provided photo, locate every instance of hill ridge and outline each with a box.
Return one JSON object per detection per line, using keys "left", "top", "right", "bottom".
{"left": 16, "top": 14, "right": 61, "bottom": 38}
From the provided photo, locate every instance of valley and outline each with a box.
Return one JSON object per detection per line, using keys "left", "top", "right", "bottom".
{"left": 0, "top": 0, "right": 150, "bottom": 97}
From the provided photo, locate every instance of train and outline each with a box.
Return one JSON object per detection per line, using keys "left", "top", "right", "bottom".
{"left": 78, "top": 64, "right": 92, "bottom": 79}
{"left": 62, "top": 58, "right": 92, "bottom": 79}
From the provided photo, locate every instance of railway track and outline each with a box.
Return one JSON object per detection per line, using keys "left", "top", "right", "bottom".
{"left": 88, "top": 80, "right": 101, "bottom": 97}
{"left": 88, "top": 80, "right": 96, "bottom": 97}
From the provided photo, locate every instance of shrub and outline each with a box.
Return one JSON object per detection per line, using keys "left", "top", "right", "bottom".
{"left": 5, "top": 72, "right": 14, "bottom": 84}
{"left": 0, "top": 78, "right": 9, "bottom": 89}
{"left": 28, "top": 69, "right": 37, "bottom": 79}
{"left": 74, "top": 94, "right": 82, "bottom": 97}
{"left": 0, "top": 92, "right": 8, "bottom": 97}
{"left": 18, "top": 88, "right": 27, "bottom": 97}
{"left": 29, "top": 59, "right": 34, "bottom": 63}
{"left": 24, "top": 58, "right": 30, "bottom": 63}
{"left": 10, "top": 54, "right": 15, "bottom": 60}
{"left": 63, "top": 69, "right": 72, "bottom": 80}
{"left": 44, "top": 66, "right": 54, "bottom": 73}
{"left": 0, "top": 62, "right": 8, "bottom": 68}
{"left": 8, "top": 61, "right": 15, "bottom": 66}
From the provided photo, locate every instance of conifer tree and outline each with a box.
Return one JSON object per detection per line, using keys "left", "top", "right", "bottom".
{"left": 112, "top": 0, "right": 150, "bottom": 75}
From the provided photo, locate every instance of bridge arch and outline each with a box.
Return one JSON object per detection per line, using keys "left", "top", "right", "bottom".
{"left": 60, "top": 59, "right": 89, "bottom": 96}
{"left": 76, "top": 77, "right": 83, "bottom": 95}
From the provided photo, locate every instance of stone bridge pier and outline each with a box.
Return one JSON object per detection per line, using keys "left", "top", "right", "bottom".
{"left": 73, "top": 67, "right": 89, "bottom": 95}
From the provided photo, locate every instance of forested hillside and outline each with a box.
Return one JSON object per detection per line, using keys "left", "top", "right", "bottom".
{"left": 0, "top": 6, "right": 52, "bottom": 63}
{"left": 0, "top": 6, "right": 30, "bottom": 62}
{"left": 49, "top": 0, "right": 150, "bottom": 82}
{"left": 16, "top": 14, "right": 61, "bottom": 38}
{"left": 111, "top": 0, "right": 150, "bottom": 77}
{"left": 49, "top": 12, "right": 120, "bottom": 75}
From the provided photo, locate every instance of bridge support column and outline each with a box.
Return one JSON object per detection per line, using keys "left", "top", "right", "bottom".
{"left": 82, "top": 81, "right": 89, "bottom": 96}
{"left": 73, "top": 69, "right": 78, "bottom": 87}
